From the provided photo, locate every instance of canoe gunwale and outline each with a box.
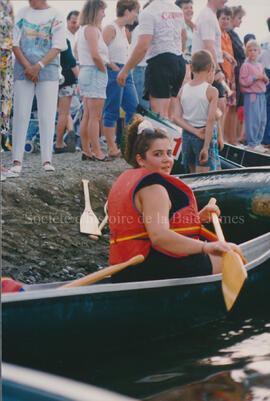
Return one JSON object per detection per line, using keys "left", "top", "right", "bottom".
{"left": 3, "top": 232, "right": 270, "bottom": 304}
{"left": 2, "top": 363, "right": 136, "bottom": 401}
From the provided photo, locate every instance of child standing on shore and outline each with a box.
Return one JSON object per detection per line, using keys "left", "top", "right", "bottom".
{"left": 173, "top": 50, "right": 218, "bottom": 173}
{"left": 239, "top": 39, "right": 269, "bottom": 152}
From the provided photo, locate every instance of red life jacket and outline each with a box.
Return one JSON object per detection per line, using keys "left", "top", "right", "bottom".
{"left": 108, "top": 168, "right": 216, "bottom": 264}
{"left": 1, "top": 277, "right": 24, "bottom": 293}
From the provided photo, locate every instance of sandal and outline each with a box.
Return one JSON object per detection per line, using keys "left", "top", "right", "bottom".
{"left": 81, "top": 152, "right": 96, "bottom": 161}
{"left": 95, "top": 155, "right": 112, "bottom": 162}
{"left": 108, "top": 149, "right": 122, "bottom": 158}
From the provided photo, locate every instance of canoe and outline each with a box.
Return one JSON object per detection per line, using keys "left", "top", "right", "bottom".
{"left": 2, "top": 232, "right": 270, "bottom": 367}
{"left": 220, "top": 143, "right": 270, "bottom": 168}
{"left": 178, "top": 166, "right": 270, "bottom": 243}
{"left": 2, "top": 363, "right": 136, "bottom": 401}
{"left": 134, "top": 106, "right": 270, "bottom": 172}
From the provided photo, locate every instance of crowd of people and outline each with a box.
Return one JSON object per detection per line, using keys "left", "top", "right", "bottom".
{"left": 1, "top": 0, "right": 270, "bottom": 181}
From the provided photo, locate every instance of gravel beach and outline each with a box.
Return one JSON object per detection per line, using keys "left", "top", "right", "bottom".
{"left": 1, "top": 149, "right": 129, "bottom": 284}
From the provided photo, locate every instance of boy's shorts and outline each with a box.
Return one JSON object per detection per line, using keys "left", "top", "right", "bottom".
{"left": 181, "top": 129, "right": 215, "bottom": 167}
{"left": 143, "top": 53, "right": 186, "bottom": 100}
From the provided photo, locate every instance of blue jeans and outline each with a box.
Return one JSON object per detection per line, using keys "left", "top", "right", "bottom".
{"left": 103, "top": 64, "right": 138, "bottom": 127}
{"left": 133, "top": 65, "right": 149, "bottom": 110}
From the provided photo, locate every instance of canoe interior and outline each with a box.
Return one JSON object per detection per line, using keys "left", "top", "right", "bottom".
{"left": 220, "top": 143, "right": 270, "bottom": 167}
{"left": 177, "top": 167, "right": 270, "bottom": 244}
{"left": 2, "top": 233, "right": 270, "bottom": 369}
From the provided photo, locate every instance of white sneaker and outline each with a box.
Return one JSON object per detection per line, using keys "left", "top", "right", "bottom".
{"left": 253, "top": 145, "right": 268, "bottom": 153}
{"left": 43, "top": 164, "right": 55, "bottom": 172}
{"left": 10, "top": 165, "right": 22, "bottom": 174}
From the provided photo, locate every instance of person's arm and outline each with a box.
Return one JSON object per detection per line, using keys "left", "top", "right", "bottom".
{"left": 23, "top": 48, "right": 61, "bottom": 82}
{"left": 203, "top": 39, "right": 224, "bottom": 83}
{"left": 136, "top": 184, "right": 239, "bottom": 256}
{"left": 239, "top": 63, "right": 256, "bottom": 87}
{"left": 181, "top": 27, "right": 187, "bottom": 52}
{"left": 85, "top": 26, "right": 106, "bottom": 71}
{"left": 117, "top": 34, "right": 152, "bottom": 86}
{"left": 13, "top": 46, "right": 32, "bottom": 69}
{"left": 72, "top": 65, "right": 79, "bottom": 79}
{"left": 199, "top": 85, "right": 218, "bottom": 164}
{"left": 223, "top": 50, "right": 237, "bottom": 68}
{"left": 172, "top": 90, "right": 205, "bottom": 139}
{"left": 102, "top": 25, "right": 119, "bottom": 71}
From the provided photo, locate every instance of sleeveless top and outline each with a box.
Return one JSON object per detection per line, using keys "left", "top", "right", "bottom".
{"left": 107, "top": 21, "right": 129, "bottom": 64}
{"left": 181, "top": 81, "right": 210, "bottom": 127}
{"left": 77, "top": 25, "right": 109, "bottom": 66}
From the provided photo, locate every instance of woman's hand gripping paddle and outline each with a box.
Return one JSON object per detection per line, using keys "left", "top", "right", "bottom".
{"left": 80, "top": 179, "right": 101, "bottom": 238}
{"left": 209, "top": 198, "right": 247, "bottom": 311}
{"left": 60, "top": 255, "right": 144, "bottom": 288}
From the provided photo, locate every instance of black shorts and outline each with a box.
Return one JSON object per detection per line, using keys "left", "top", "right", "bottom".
{"left": 143, "top": 53, "right": 186, "bottom": 100}
{"left": 112, "top": 247, "right": 212, "bottom": 283}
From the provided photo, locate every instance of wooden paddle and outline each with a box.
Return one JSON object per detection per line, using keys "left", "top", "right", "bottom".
{"left": 88, "top": 201, "right": 108, "bottom": 241}
{"left": 60, "top": 254, "right": 144, "bottom": 288}
{"left": 209, "top": 198, "right": 247, "bottom": 311}
{"left": 80, "top": 179, "right": 101, "bottom": 237}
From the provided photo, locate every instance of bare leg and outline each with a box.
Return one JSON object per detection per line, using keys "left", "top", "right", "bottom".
{"left": 224, "top": 106, "right": 238, "bottom": 145}
{"left": 168, "top": 96, "right": 179, "bottom": 121}
{"left": 150, "top": 96, "right": 170, "bottom": 118}
{"left": 195, "top": 165, "right": 210, "bottom": 173}
{"left": 79, "top": 98, "right": 93, "bottom": 157}
{"left": 67, "top": 114, "right": 74, "bottom": 132}
{"left": 103, "top": 125, "right": 120, "bottom": 156}
{"left": 55, "top": 96, "right": 72, "bottom": 148}
{"left": 86, "top": 98, "right": 105, "bottom": 159}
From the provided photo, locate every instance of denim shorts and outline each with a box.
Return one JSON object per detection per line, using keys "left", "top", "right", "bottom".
{"left": 181, "top": 129, "right": 215, "bottom": 167}
{"left": 78, "top": 65, "right": 108, "bottom": 99}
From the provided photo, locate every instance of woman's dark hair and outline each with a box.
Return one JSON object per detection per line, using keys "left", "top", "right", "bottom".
{"left": 124, "top": 114, "right": 170, "bottom": 168}
{"left": 116, "top": 0, "right": 140, "bottom": 17}
{"left": 217, "top": 6, "right": 232, "bottom": 20}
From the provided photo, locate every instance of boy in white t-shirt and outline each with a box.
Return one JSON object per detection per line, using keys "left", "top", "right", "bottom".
{"left": 173, "top": 50, "right": 218, "bottom": 173}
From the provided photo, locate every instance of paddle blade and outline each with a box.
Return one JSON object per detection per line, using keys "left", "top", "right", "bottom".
{"left": 80, "top": 210, "right": 102, "bottom": 236}
{"left": 222, "top": 251, "right": 247, "bottom": 311}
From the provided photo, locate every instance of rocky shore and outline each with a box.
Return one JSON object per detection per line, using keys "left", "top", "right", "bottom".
{"left": 1, "top": 149, "right": 129, "bottom": 284}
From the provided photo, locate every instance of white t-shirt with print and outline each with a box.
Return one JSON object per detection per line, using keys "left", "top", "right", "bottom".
{"left": 192, "top": 6, "right": 223, "bottom": 63}
{"left": 138, "top": 0, "right": 185, "bottom": 61}
{"left": 13, "top": 6, "right": 67, "bottom": 80}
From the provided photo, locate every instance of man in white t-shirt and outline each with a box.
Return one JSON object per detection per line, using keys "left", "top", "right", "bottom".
{"left": 66, "top": 10, "right": 79, "bottom": 53}
{"left": 117, "top": 0, "right": 186, "bottom": 118}
{"left": 192, "top": 0, "right": 227, "bottom": 99}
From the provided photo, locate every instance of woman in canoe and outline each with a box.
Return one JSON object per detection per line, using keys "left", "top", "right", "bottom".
{"left": 108, "top": 114, "right": 240, "bottom": 282}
